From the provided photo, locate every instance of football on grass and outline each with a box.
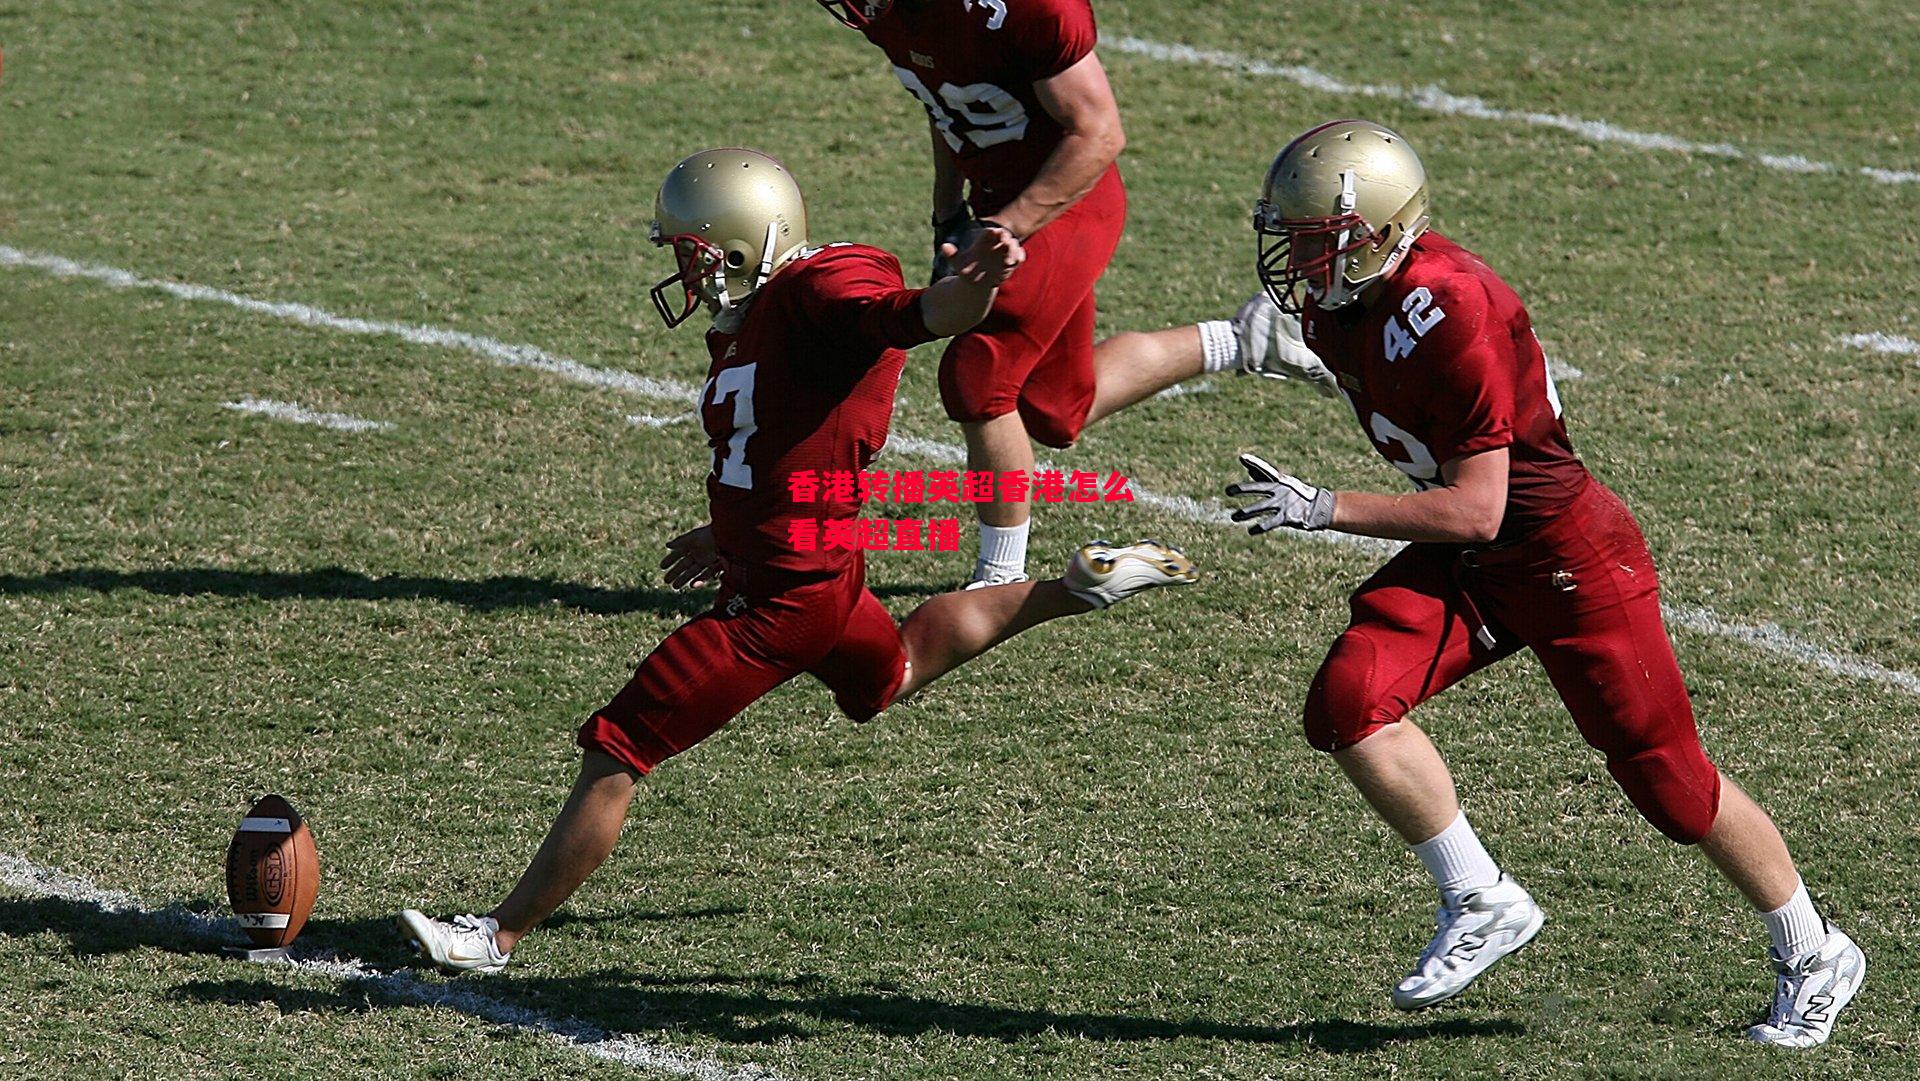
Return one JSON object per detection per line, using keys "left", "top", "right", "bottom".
{"left": 224, "top": 794, "right": 320, "bottom": 948}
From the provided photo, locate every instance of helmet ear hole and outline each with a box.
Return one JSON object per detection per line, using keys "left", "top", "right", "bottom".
{"left": 725, "top": 250, "right": 747, "bottom": 268}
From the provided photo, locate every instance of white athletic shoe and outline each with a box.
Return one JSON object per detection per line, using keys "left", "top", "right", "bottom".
{"left": 398, "top": 909, "right": 511, "bottom": 975}
{"left": 1063, "top": 538, "right": 1199, "bottom": 609}
{"left": 964, "top": 568, "right": 1030, "bottom": 591}
{"left": 1747, "top": 926, "right": 1866, "bottom": 1048}
{"left": 1391, "top": 874, "right": 1544, "bottom": 1010}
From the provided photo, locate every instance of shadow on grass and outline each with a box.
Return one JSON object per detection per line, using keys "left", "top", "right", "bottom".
{"left": 521, "top": 968, "right": 1529, "bottom": 1047}
{"left": 4, "top": 894, "right": 1524, "bottom": 1052}
{"left": 0, "top": 895, "right": 741, "bottom": 967}
{"left": 0, "top": 567, "right": 927, "bottom": 617}
{"left": 166, "top": 962, "right": 1525, "bottom": 1049}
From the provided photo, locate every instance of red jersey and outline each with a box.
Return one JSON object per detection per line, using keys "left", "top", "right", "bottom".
{"left": 859, "top": 0, "right": 1103, "bottom": 214}
{"left": 700, "top": 243, "right": 933, "bottom": 591}
{"left": 1301, "top": 232, "right": 1589, "bottom": 542}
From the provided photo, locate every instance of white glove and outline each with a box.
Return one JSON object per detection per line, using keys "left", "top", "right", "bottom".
{"left": 1225, "top": 453, "right": 1336, "bottom": 534}
{"left": 1232, "top": 292, "right": 1339, "bottom": 398}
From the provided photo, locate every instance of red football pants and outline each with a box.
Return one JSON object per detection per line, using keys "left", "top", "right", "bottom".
{"left": 577, "top": 559, "right": 907, "bottom": 775}
{"left": 937, "top": 165, "right": 1127, "bottom": 449}
{"left": 1304, "top": 482, "right": 1722, "bottom": 844}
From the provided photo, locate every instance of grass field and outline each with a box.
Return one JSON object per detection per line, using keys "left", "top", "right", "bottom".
{"left": 3, "top": 1, "right": 1917, "bottom": 1078}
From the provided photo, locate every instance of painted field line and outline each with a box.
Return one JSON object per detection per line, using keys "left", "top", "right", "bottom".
{"left": 223, "top": 397, "right": 394, "bottom": 433}
{"left": 0, "top": 852, "right": 783, "bottom": 1081}
{"left": 6, "top": 245, "right": 1916, "bottom": 698}
{"left": 1109, "top": 36, "right": 1920, "bottom": 187}
{"left": 0, "top": 246, "right": 701, "bottom": 403}
{"left": 1837, "top": 332, "right": 1920, "bottom": 359}
{"left": 629, "top": 412, "right": 696, "bottom": 428}
{"left": 1660, "top": 605, "right": 1920, "bottom": 696}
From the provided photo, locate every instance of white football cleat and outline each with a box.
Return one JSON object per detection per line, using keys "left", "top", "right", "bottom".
{"left": 964, "top": 569, "right": 1030, "bottom": 591}
{"left": 1391, "top": 874, "right": 1544, "bottom": 1010}
{"left": 1231, "top": 291, "right": 1339, "bottom": 397}
{"left": 398, "top": 910, "right": 511, "bottom": 975}
{"left": 1063, "top": 538, "right": 1198, "bottom": 609}
{"left": 1747, "top": 926, "right": 1866, "bottom": 1048}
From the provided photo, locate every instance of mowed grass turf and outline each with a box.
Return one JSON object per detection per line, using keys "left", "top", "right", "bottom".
{"left": 2, "top": 1, "right": 1917, "bottom": 1078}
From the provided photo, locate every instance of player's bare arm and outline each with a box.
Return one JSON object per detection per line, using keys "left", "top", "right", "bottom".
{"left": 976, "top": 51, "right": 1122, "bottom": 241}
{"left": 921, "top": 224, "right": 1024, "bottom": 336}
{"left": 1228, "top": 448, "right": 1509, "bottom": 544}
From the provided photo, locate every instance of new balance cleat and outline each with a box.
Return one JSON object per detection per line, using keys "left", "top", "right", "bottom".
{"left": 1391, "top": 874, "right": 1544, "bottom": 1010}
{"left": 398, "top": 910, "right": 511, "bottom": 975}
{"left": 1063, "top": 538, "right": 1199, "bottom": 609}
{"left": 1747, "top": 926, "right": 1865, "bottom": 1048}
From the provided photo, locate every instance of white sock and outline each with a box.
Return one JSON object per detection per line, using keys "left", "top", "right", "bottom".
{"left": 974, "top": 519, "right": 1030, "bottom": 580}
{"left": 1197, "top": 319, "right": 1239, "bottom": 373}
{"left": 1410, "top": 811, "right": 1501, "bottom": 901}
{"left": 1760, "top": 879, "right": 1826, "bottom": 960}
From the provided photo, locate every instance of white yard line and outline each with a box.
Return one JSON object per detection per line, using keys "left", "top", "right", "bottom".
{"left": 1837, "top": 332, "right": 1920, "bottom": 358}
{"left": 222, "top": 397, "right": 394, "bottom": 433}
{"left": 0, "top": 852, "right": 783, "bottom": 1081}
{"left": 4, "top": 245, "right": 1915, "bottom": 697}
{"left": 1108, "top": 36, "right": 1920, "bottom": 186}
{"left": 1547, "top": 357, "right": 1584, "bottom": 382}
{"left": 0, "top": 246, "right": 701, "bottom": 403}
{"left": 629, "top": 412, "right": 697, "bottom": 428}
{"left": 1153, "top": 379, "right": 1218, "bottom": 399}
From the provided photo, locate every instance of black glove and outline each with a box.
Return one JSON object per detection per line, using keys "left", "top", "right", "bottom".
{"left": 930, "top": 204, "right": 976, "bottom": 285}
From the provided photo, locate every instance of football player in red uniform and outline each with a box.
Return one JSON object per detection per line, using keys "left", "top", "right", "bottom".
{"left": 819, "top": 0, "right": 1306, "bottom": 588}
{"left": 399, "top": 148, "right": 1197, "bottom": 971}
{"left": 1225, "top": 121, "right": 1863, "bottom": 1046}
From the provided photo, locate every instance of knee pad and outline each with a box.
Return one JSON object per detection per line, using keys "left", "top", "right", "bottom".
{"left": 1604, "top": 742, "right": 1722, "bottom": 845}
{"left": 1303, "top": 631, "right": 1397, "bottom": 753}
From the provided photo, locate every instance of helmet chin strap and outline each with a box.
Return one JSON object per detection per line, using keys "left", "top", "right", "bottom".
{"left": 752, "top": 219, "right": 781, "bottom": 293}
{"left": 1324, "top": 170, "right": 1360, "bottom": 309}
{"left": 707, "top": 220, "right": 786, "bottom": 318}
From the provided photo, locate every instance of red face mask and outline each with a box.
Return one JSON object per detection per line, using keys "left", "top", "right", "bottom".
{"left": 815, "top": 1, "right": 892, "bottom": 29}
{"left": 1254, "top": 202, "right": 1380, "bottom": 315}
{"left": 649, "top": 232, "right": 726, "bottom": 328}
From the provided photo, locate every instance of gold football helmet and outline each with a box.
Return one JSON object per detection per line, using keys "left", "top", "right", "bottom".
{"left": 649, "top": 148, "right": 809, "bottom": 327}
{"left": 1254, "top": 120, "right": 1431, "bottom": 313}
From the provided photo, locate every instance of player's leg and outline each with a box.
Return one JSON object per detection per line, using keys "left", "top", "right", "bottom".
{"left": 960, "top": 408, "right": 1037, "bottom": 562}
{"left": 898, "top": 538, "right": 1197, "bottom": 697}
{"left": 943, "top": 330, "right": 1044, "bottom": 588}
{"left": 1085, "top": 320, "right": 1249, "bottom": 424}
{"left": 941, "top": 173, "right": 1126, "bottom": 586}
{"left": 1305, "top": 545, "right": 1541, "bottom": 1010}
{"left": 814, "top": 540, "right": 1198, "bottom": 725}
{"left": 399, "top": 596, "right": 803, "bottom": 972}
{"left": 1511, "top": 483, "right": 1862, "bottom": 1045}
{"left": 487, "top": 750, "right": 638, "bottom": 954}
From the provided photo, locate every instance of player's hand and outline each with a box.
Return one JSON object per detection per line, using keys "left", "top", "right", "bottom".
{"left": 1233, "top": 292, "right": 1339, "bottom": 398}
{"left": 1225, "top": 453, "right": 1336, "bottom": 533}
{"left": 930, "top": 204, "right": 974, "bottom": 285}
{"left": 659, "top": 524, "right": 723, "bottom": 589}
{"left": 940, "top": 221, "right": 1025, "bottom": 288}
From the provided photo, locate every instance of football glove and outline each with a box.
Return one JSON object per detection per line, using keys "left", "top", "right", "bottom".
{"left": 930, "top": 204, "right": 976, "bottom": 285}
{"left": 1233, "top": 292, "right": 1339, "bottom": 398}
{"left": 1225, "top": 453, "right": 1336, "bottom": 533}
{"left": 660, "top": 524, "right": 723, "bottom": 589}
